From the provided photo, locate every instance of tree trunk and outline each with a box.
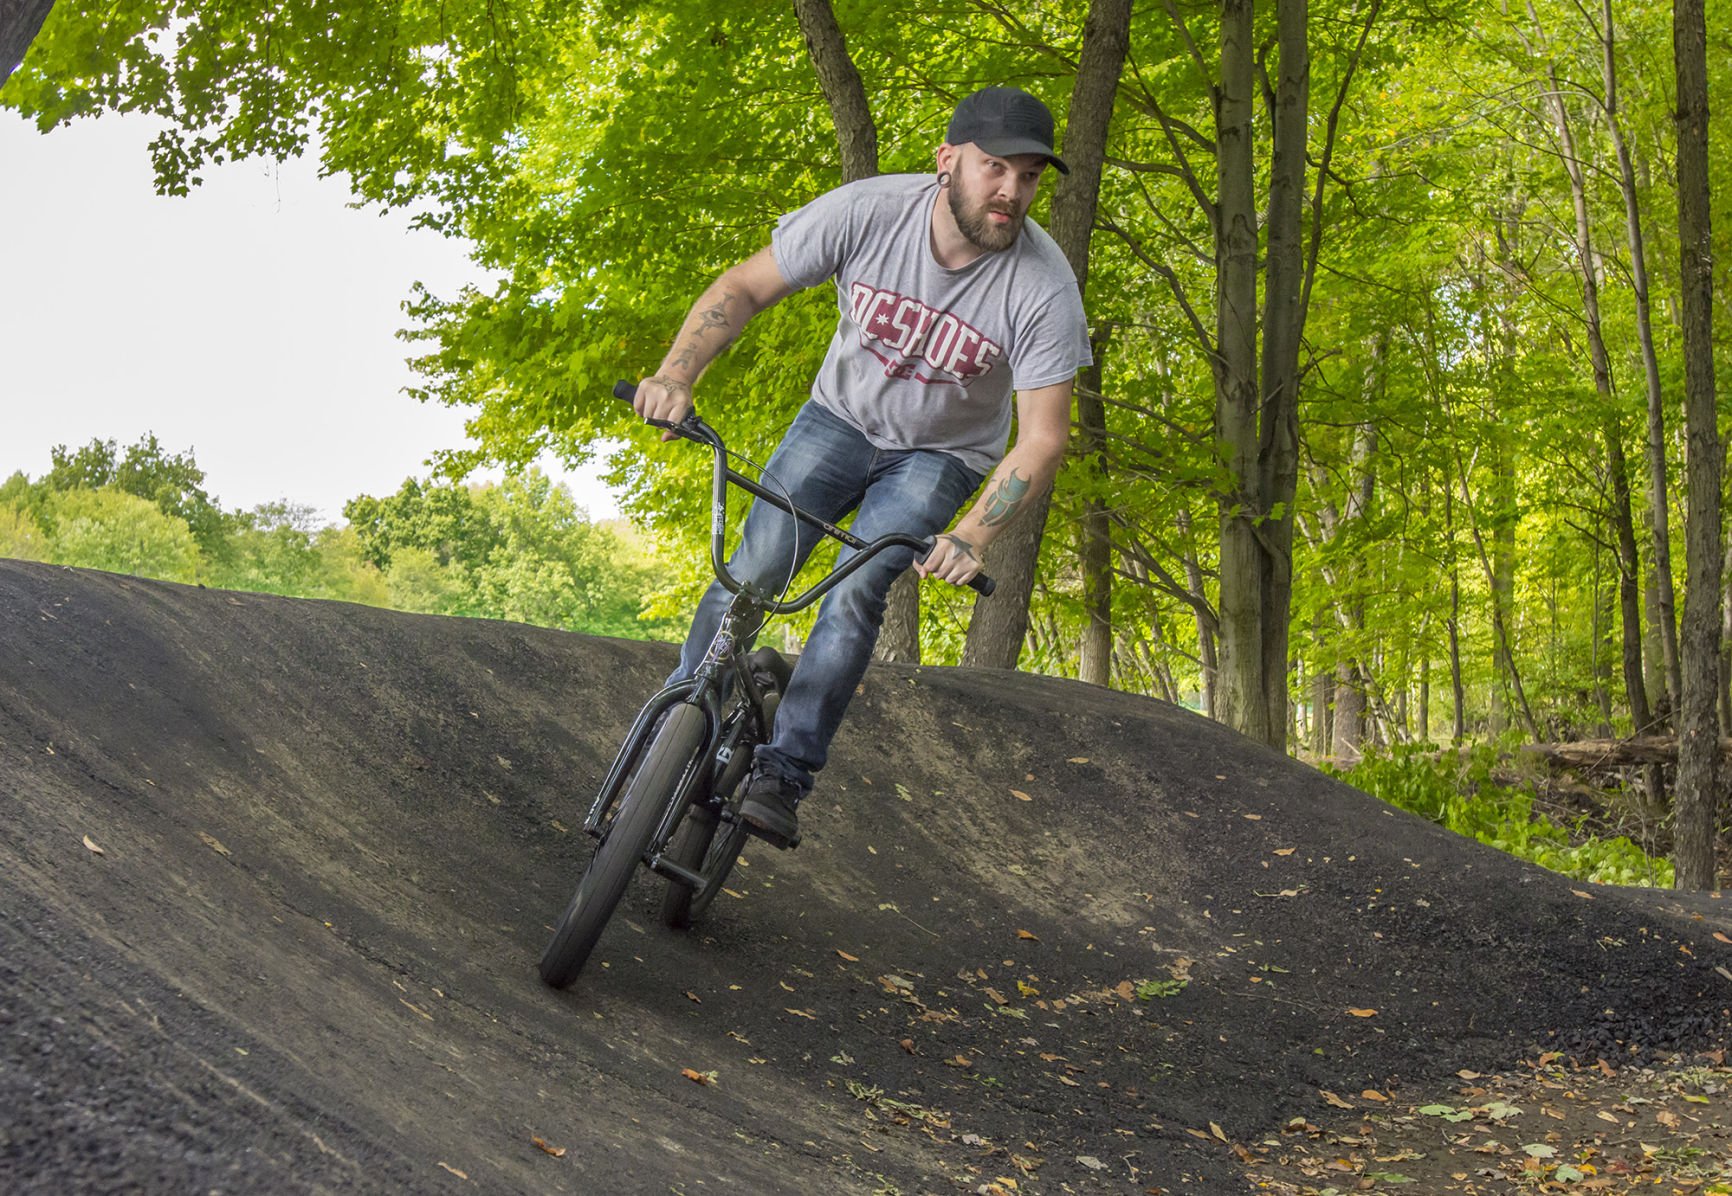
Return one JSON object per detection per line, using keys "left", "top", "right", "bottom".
{"left": 1672, "top": 0, "right": 1723, "bottom": 891}
{"left": 1598, "top": 0, "right": 1682, "bottom": 712}
{"left": 962, "top": 0, "right": 1128, "bottom": 671}
{"left": 0, "top": 0, "right": 54, "bottom": 83}
{"left": 794, "top": 0, "right": 916, "bottom": 663}
{"left": 1076, "top": 353, "right": 1113, "bottom": 685}
{"left": 792, "top": 0, "right": 877, "bottom": 184}
{"left": 1538, "top": 49, "right": 1653, "bottom": 737}
{"left": 1212, "top": 0, "right": 1266, "bottom": 743}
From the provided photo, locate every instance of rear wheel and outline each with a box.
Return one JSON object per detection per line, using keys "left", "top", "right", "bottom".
{"left": 660, "top": 686, "right": 777, "bottom": 930}
{"left": 540, "top": 703, "right": 706, "bottom": 988}
{"left": 658, "top": 795, "right": 751, "bottom": 929}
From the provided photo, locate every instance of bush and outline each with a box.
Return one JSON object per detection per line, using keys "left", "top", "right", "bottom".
{"left": 1330, "top": 744, "right": 1673, "bottom": 888}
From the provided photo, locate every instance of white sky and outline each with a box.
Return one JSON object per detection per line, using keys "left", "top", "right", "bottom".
{"left": 0, "top": 110, "right": 620, "bottom": 524}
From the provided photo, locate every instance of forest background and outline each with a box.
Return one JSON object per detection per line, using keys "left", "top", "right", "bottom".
{"left": 2, "top": 0, "right": 1729, "bottom": 888}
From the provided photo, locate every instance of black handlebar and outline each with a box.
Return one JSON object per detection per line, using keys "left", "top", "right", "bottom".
{"left": 614, "top": 379, "right": 995, "bottom": 599}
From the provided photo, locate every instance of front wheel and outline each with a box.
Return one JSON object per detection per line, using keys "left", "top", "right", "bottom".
{"left": 540, "top": 703, "right": 706, "bottom": 988}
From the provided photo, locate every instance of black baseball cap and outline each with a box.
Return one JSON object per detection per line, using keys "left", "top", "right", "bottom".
{"left": 946, "top": 86, "right": 1069, "bottom": 175}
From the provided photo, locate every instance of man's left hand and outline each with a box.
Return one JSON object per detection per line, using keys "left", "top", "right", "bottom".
{"left": 916, "top": 533, "right": 983, "bottom": 586}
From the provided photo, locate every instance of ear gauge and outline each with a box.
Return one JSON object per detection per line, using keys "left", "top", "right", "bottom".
{"left": 937, "top": 170, "right": 951, "bottom": 187}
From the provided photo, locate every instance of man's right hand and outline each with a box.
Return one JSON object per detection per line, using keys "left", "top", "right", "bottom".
{"left": 633, "top": 375, "right": 695, "bottom": 442}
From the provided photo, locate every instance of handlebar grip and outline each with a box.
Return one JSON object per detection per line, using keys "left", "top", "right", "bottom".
{"left": 918, "top": 536, "right": 995, "bottom": 597}
{"left": 613, "top": 379, "right": 638, "bottom": 403}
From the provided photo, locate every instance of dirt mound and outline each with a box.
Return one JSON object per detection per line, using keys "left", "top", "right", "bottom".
{"left": 1, "top": 559, "right": 1728, "bottom": 1194}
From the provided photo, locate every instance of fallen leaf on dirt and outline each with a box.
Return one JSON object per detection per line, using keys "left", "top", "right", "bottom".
{"left": 199, "top": 832, "right": 231, "bottom": 856}
{"left": 1068, "top": 756, "right": 1089, "bottom": 763}
{"left": 684, "top": 991, "right": 701, "bottom": 1004}
{"left": 437, "top": 1163, "right": 468, "bottom": 1179}
{"left": 1210, "top": 1121, "right": 1228, "bottom": 1142}
{"left": 783, "top": 1008, "right": 816, "bottom": 1020}
{"left": 531, "top": 1136, "right": 566, "bottom": 1157}
{"left": 898, "top": 1038, "right": 915, "bottom": 1055}
{"left": 399, "top": 999, "right": 434, "bottom": 1022}
{"left": 983, "top": 987, "right": 1009, "bottom": 1005}
{"left": 81, "top": 835, "right": 105, "bottom": 855}
{"left": 1714, "top": 932, "right": 1731, "bottom": 945}
{"left": 1571, "top": 889, "right": 1594, "bottom": 900}
{"left": 1010, "top": 789, "right": 1033, "bottom": 802}
{"left": 1016, "top": 929, "right": 1039, "bottom": 941}
{"left": 1320, "top": 1089, "right": 1355, "bottom": 1109}
{"left": 1242, "top": 813, "right": 1263, "bottom": 821}
{"left": 1347, "top": 1008, "right": 1378, "bottom": 1018}
{"left": 836, "top": 949, "right": 859, "bottom": 962}
{"left": 680, "top": 1068, "right": 717, "bottom": 1085}
{"left": 946, "top": 1054, "right": 972, "bottom": 1067}
{"left": 1058, "top": 1075, "right": 1080, "bottom": 1087}
{"left": 1274, "top": 847, "right": 1297, "bottom": 856}
{"left": 1361, "top": 1090, "right": 1390, "bottom": 1102}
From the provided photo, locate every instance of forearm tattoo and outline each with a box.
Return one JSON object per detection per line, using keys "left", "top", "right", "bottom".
{"left": 670, "top": 290, "right": 741, "bottom": 372}
{"left": 980, "top": 469, "right": 1031, "bottom": 527}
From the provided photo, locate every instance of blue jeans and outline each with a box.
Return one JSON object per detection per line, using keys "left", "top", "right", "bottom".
{"left": 673, "top": 401, "right": 984, "bottom": 795}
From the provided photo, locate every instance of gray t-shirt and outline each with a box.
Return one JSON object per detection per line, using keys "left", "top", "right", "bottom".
{"left": 770, "top": 173, "right": 1091, "bottom": 475}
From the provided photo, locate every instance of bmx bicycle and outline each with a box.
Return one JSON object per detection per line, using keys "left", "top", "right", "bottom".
{"left": 537, "top": 380, "right": 995, "bottom": 989}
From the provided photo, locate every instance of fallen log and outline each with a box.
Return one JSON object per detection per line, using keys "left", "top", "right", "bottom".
{"left": 1527, "top": 736, "right": 1732, "bottom": 769}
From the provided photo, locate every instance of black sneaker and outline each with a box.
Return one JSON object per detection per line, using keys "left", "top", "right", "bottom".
{"left": 740, "top": 770, "right": 803, "bottom": 849}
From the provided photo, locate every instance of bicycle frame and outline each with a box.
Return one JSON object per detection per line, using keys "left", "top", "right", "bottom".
{"left": 587, "top": 383, "right": 994, "bottom": 880}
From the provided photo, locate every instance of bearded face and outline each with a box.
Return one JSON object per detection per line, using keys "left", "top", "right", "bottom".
{"left": 946, "top": 162, "right": 1029, "bottom": 253}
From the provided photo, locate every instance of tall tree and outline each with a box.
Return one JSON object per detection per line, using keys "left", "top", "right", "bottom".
{"left": 961, "top": 0, "right": 1130, "bottom": 673}
{"left": 1671, "top": 0, "right": 1722, "bottom": 890}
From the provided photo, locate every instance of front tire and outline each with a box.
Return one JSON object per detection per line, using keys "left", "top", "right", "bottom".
{"left": 540, "top": 703, "right": 706, "bottom": 988}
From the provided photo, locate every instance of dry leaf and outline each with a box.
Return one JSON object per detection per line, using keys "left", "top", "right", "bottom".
{"left": 1347, "top": 1008, "right": 1378, "bottom": 1018}
{"left": 1209, "top": 1122, "right": 1228, "bottom": 1142}
{"left": 437, "top": 1163, "right": 468, "bottom": 1179}
{"left": 1713, "top": 932, "right": 1731, "bottom": 945}
{"left": 1571, "top": 889, "right": 1594, "bottom": 900}
{"left": 1058, "top": 1075, "right": 1080, "bottom": 1087}
{"left": 1320, "top": 1090, "right": 1355, "bottom": 1110}
{"left": 531, "top": 1136, "right": 567, "bottom": 1158}
{"left": 1274, "top": 847, "right": 1297, "bottom": 856}
{"left": 1067, "top": 757, "right": 1090, "bottom": 764}
{"left": 680, "top": 1068, "right": 716, "bottom": 1085}
{"left": 684, "top": 991, "right": 702, "bottom": 1004}
{"left": 898, "top": 1038, "right": 916, "bottom": 1055}
{"left": 947, "top": 1054, "right": 973, "bottom": 1067}
{"left": 1016, "top": 929, "right": 1039, "bottom": 941}
{"left": 836, "top": 949, "right": 859, "bottom": 962}
{"left": 1010, "top": 789, "right": 1033, "bottom": 802}
{"left": 1242, "top": 813, "right": 1263, "bottom": 821}
{"left": 81, "top": 835, "right": 105, "bottom": 856}
{"left": 199, "top": 832, "right": 231, "bottom": 857}
{"left": 1361, "top": 1089, "right": 1389, "bottom": 1102}
{"left": 784, "top": 1008, "right": 816, "bottom": 1020}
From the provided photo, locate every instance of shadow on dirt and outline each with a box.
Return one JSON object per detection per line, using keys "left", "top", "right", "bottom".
{"left": 2, "top": 560, "right": 1728, "bottom": 1194}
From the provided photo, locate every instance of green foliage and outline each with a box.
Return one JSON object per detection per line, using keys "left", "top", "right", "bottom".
{"left": 345, "top": 470, "right": 678, "bottom": 639}
{"left": 38, "top": 435, "right": 230, "bottom": 554}
{"left": 0, "top": 502, "right": 49, "bottom": 562}
{"left": 1332, "top": 745, "right": 1674, "bottom": 888}
{"left": 4, "top": 439, "right": 674, "bottom": 640}
{"left": 44, "top": 488, "right": 204, "bottom": 582}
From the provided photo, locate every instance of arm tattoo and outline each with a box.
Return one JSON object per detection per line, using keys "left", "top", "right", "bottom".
{"left": 980, "top": 469, "right": 1031, "bottom": 527}
{"left": 670, "top": 291, "right": 741, "bottom": 372}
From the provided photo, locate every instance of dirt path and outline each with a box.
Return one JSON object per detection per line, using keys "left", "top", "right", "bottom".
{"left": 1, "top": 560, "right": 1728, "bottom": 1194}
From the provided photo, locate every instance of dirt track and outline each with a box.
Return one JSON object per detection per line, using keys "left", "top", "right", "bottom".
{"left": 2, "top": 559, "right": 1729, "bottom": 1194}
